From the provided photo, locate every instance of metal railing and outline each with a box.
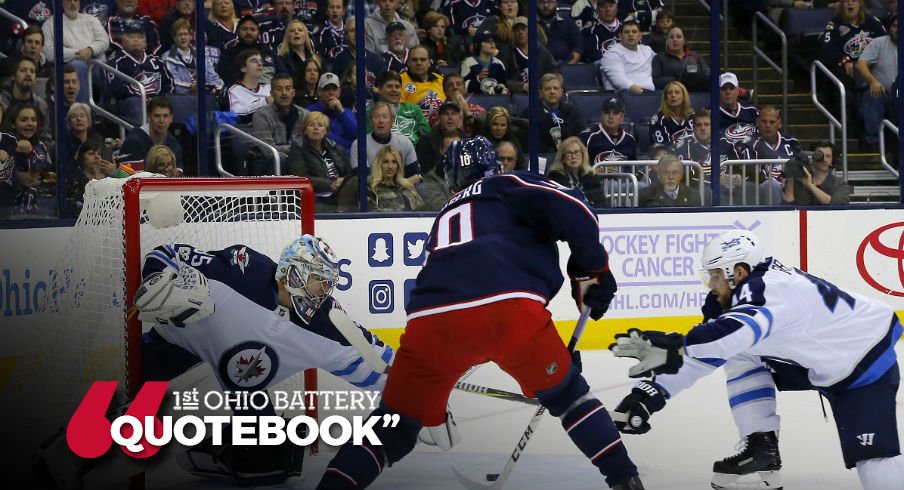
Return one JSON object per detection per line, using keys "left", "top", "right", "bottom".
{"left": 87, "top": 60, "right": 144, "bottom": 139}
{"left": 879, "top": 119, "right": 900, "bottom": 178}
{"left": 214, "top": 123, "right": 281, "bottom": 177}
{"left": 722, "top": 159, "right": 786, "bottom": 205}
{"left": 0, "top": 8, "right": 28, "bottom": 34}
{"left": 752, "top": 12, "right": 789, "bottom": 125}
{"left": 599, "top": 173, "right": 640, "bottom": 208}
{"left": 593, "top": 160, "right": 706, "bottom": 205}
{"left": 810, "top": 60, "right": 848, "bottom": 180}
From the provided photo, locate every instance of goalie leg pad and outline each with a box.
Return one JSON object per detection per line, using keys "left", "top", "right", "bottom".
{"left": 537, "top": 367, "right": 638, "bottom": 487}
{"left": 316, "top": 405, "right": 420, "bottom": 490}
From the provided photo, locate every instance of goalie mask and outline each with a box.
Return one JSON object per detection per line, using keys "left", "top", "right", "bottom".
{"left": 700, "top": 230, "right": 765, "bottom": 288}
{"left": 442, "top": 136, "right": 500, "bottom": 191}
{"left": 276, "top": 235, "right": 340, "bottom": 323}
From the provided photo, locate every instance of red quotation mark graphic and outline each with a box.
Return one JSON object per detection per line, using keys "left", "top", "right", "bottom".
{"left": 66, "top": 381, "right": 170, "bottom": 459}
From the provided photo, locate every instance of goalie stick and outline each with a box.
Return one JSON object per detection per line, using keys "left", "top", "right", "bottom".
{"left": 451, "top": 307, "right": 592, "bottom": 490}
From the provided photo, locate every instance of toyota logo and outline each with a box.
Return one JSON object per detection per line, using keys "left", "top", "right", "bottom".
{"left": 856, "top": 222, "right": 904, "bottom": 296}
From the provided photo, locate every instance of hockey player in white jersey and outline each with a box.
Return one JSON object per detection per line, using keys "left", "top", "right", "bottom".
{"left": 610, "top": 230, "right": 903, "bottom": 490}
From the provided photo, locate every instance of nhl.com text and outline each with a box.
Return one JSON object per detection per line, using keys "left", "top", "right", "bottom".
{"left": 66, "top": 381, "right": 396, "bottom": 459}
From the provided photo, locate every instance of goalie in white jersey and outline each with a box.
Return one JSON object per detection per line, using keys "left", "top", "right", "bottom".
{"left": 609, "top": 230, "right": 902, "bottom": 490}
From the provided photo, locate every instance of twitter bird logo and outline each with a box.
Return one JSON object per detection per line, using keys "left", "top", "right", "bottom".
{"left": 403, "top": 232, "right": 429, "bottom": 266}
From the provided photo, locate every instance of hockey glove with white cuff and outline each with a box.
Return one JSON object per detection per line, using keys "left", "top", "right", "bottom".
{"left": 612, "top": 380, "right": 667, "bottom": 434}
{"left": 134, "top": 265, "right": 214, "bottom": 327}
{"left": 609, "top": 329, "right": 684, "bottom": 378}
{"left": 570, "top": 268, "right": 618, "bottom": 320}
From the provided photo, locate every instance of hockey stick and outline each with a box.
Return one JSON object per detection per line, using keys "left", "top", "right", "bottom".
{"left": 451, "top": 307, "right": 592, "bottom": 490}
{"left": 452, "top": 381, "right": 538, "bottom": 406}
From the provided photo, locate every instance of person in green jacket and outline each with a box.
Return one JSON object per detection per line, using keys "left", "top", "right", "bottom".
{"left": 367, "top": 70, "right": 430, "bottom": 146}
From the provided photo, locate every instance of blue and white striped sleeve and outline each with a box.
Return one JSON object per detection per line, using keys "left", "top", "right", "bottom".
{"left": 141, "top": 244, "right": 181, "bottom": 278}
{"left": 684, "top": 305, "right": 775, "bottom": 366}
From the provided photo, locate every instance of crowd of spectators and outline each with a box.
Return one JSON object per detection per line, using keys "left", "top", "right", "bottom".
{"left": 1, "top": 0, "right": 883, "bottom": 220}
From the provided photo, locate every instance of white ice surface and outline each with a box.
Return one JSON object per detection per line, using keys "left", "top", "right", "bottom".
{"left": 148, "top": 346, "right": 904, "bottom": 490}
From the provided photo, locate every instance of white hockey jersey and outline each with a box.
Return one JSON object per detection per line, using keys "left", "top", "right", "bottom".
{"left": 657, "top": 258, "right": 899, "bottom": 397}
{"left": 142, "top": 244, "right": 393, "bottom": 392}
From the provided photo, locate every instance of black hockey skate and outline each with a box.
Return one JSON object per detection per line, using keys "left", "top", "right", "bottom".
{"left": 611, "top": 475, "right": 645, "bottom": 490}
{"left": 711, "top": 431, "right": 782, "bottom": 490}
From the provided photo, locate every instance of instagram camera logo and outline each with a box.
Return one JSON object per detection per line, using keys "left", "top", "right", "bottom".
{"left": 369, "top": 280, "right": 394, "bottom": 314}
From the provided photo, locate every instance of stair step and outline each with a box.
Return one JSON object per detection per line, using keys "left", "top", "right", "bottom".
{"left": 850, "top": 185, "right": 901, "bottom": 203}
{"left": 847, "top": 169, "right": 899, "bottom": 181}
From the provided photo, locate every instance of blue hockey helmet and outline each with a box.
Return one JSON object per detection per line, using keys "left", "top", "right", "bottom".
{"left": 442, "top": 136, "right": 500, "bottom": 191}
{"left": 276, "top": 234, "right": 340, "bottom": 323}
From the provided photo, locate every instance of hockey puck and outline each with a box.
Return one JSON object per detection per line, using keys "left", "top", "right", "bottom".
{"left": 486, "top": 473, "right": 499, "bottom": 481}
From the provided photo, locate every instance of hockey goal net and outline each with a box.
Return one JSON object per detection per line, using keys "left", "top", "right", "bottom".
{"left": 4, "top": 175, "right": 318, "bottom": 475}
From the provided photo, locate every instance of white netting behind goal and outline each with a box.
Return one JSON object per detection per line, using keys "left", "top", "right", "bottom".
{"left": 2, "top": 174, "right": 315, "bottom": 478}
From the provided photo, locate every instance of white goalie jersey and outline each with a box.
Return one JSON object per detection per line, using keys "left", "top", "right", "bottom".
{"left": 656, "top": 258, "right": 900, "bottom": 397}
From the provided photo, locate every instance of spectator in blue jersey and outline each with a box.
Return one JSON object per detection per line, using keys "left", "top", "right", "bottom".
{"left": 600, "top": 19, "right": 655, "bottom": 93}
{"left": 117, "top": 96, "right": 183, "bottom": 172}
{"left": 316, "top": 0, "right": 347, "bottom": 63}
{"left": 538, "top": 0, "right": 583, "bottom": 64}
{"left": 530, "top": 73, "right": 582, "bottom": 153}
{"left": 382, "top": 22, "right": 412, "bottom": 74}
{"left": 582, "top": 97, "right": 638, "bottom": 167}
{"left": 672, "top": 108, "right": 744, "bottom": 204}
{"left": 218, "top": 15, "right": 287, "bottom": 88}
{"left": 365, "top": 0, "right": 417, "bottom": 54}
{"left": 2, "top": 103, "right": 54, "bottom": 217}
{"left": 0, "top": 58, "right": 51, "bottom": 143}
{"left": 499, "top": 16, "right": 557, "bottom": 93}
{"left": 293, "top": 0, "right": 325, "bottom": 29}
{"left": 42, "top": 0, "right": 110, "bottom": 103}
{"left": 571, "top": 0, "right": 601, "bottom": 30}
{"left": 422, "top": 11, "right": 466, "bottom": 68}
{"left": 855, "top": 13, "right": 897, "bottom": 148}
{"left": 255, "top": 0, "right": 295, "bottom": 51}
{"left": 108, "top": 22, "right": 175, "bottom": 106}
{"left": 159, "top": 0, "right": 195, "bottom": 53}
{"left": 638, "top": 153, "right": 700, "bottom": 207}
{"left": 461, "top": 30, "right": 510, "bottom": 95}
{"left": 580, "top": 0, "right": 623, "bottom": 62}
{"left": 617, "top": 0, "right": 664, "bottom": 33}
{"left": 652, "top": 26, "right": 711, "bottom": 92}
{"left": 366, "top": 145, "right": 425, "bottom": 211}
{"left": 278, "top": 19, "right": 320, "bottom": 82}
{"left": 351, "top": 101, "right": 422, "bottom": 183}
{"left": 285, "top": 112, "right": 352, "bottom": 211}
{"left": 448, "top": 0, "right": 498, "bottom": 39}
{"left": 293, "top": 58, "right": 321, "bottom": 107}
{"left": 718, "top": 72, "right": 759, "bottom": 145}
{"left": 642, "top": 9, "right": 673, "bottom": 53}
{"left": 782, "top": 140, "right": 851, "bottom": 205}
{"left": 316, "top": 135, "right": 644, "bottom": 490}
{"left": 743, "top": 106, "right": 801, "bottom": 204}
{"left": 548, "top": 136, "right": 609, "bottom": 208}
{"left": 162, "top": 18, "right": 225, "bottom": 95}
{"left": 307, "top": 72, "right": 357, "bottom": 152}
{"left": 108, "top": 0, "right": 161, "bottom": 55}
{"left": 649, "top": 81, "right": 694, "bottom": 147}
{"left": 205, "top": 0, "right": 239, "bottom": 52}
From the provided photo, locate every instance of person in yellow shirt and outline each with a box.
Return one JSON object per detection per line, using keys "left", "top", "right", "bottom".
{"left": 400, "top": 45, "right": 445, "bottom": 120}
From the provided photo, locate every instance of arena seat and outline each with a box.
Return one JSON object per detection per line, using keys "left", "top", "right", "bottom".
{"left": 780, "top": 8, "right": 834, "bottom": 37}
{"left": 633, "top": 122, "right": 651, "bottom": 156}
{"left": 568, "top": 92, "right": 608, "bottom": 125}
{"left": 437, "top": 64, "right": 459, "bottom": 77}
{"left": 170, "top": 95, "right": 218, "bottom": 127}
{"left": 689, "top": 92, "right": 712, "bottom": 111}
{"left": 512, "top": 93, "right": 529, "bottom": 116}
{"left": 467, "top": 94, "right": 511, "bottom": 111}
{"left": 621, "top": 92, "right": 661, "bottom": 124}
{"left": 562, "top": 63, "right": 602, "bottom": 90}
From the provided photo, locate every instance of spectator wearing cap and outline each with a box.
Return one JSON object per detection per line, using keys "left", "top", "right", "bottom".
{"left": 218, "top": 15, "right": 287, "bottom": 88}
{"left": 580, "top": 0, "right": 622, "bottom": 62}
{"left": 400, "top": 45, "right": 446, "bottom": 120}
{"left": 0, "top": 58, "right": 51, "bottom": 143}
{"left": 371, "top": 71, "right": 430, "bottom": 147}
{"left": 108, "top": 0, "right": 161, "bottom": 55}
{"left": 351, "top": 101, "right": 422, "bottom": 182}
{"left": 429, "top": 73, "right": 486, "bottom": 136}
{"left": 855, "top": 13, "right": 897, "bottom": 147}
{"left": 118, "top": 96, "right": 183, "bottom": 171}
{"left": 643, "top": 9, "right": 673, "bottom": 53}
{"left": 499, "top": 17, "right": 556, "bottom": 93}
{"left": 529, "top": 73, "right": 582, "bottom": 153}
{"left": 600, "top": 19, "right": 655, "bottom": 94}
{"left": 449, "top": 0, "right": 498, "bottom": 38}
{"left": 421, "top": 11, "right": 466, "bottom": 67}
{"left": 461, "top": 31, "right": 510, "bottom": 95}
{"left": 639, "top": 154, "right": 700, "bottom": 207}
{"left": 0, "top": 103, "right": 53, "bottom": 218}
{"left": 365, "top": 0, "right": 417, "bottom": 54}
{"left": 617, "top": 0, "right": 664, "bottom": 33}
{"left": 42, "top": 0, "right": 110, "bottom": 103}
{"left": 416, "top": 101, "right": 463, "bottom": 175}
{"left": 538, "top": 0, "right": 583, "bottom": 64}
{"left": 108, "top": 22, "right": 175, "bottom": 104}
{"left": 307, "top": 72, "right": 358, "bottom": 152}
{"left": 580, "top": 97, "right": 638, "bottom": 166}
{"left": 718, "top": 72, "right": 759, "bottom": 145}
{"left": 382, "top": 22, "right": 411, "bottom": 74}
{"left": 652, "top": 26, "right": 711, "bottom": 92}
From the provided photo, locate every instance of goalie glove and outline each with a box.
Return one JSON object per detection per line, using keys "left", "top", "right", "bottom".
{"left": 569, "top": 268, "right": 617, "bottom": 321}
{"left": 609, "top": 329, "right": 684, "bottom": 378}
{"left": 134, "top": 266, "right": 214, "bottom": 327}
{"left": 611, "top": 380, "right": 667, "bottom": 434}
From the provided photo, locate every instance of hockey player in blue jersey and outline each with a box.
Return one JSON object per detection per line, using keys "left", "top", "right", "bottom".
{"left": 315, "top": 136, "right": 645, "bottom": 490}
{"left": 610, "top": 230, "right": 903, "bottom": 490}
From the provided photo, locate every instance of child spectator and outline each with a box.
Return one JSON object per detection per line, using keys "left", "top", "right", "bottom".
{"left": 461, "top": 31, "right": 510, "bottom": 94}
{"left": 642, "top": 8, "right": 672, "bottom": 52}
{"left": 108, "top": 0, "right": 161, "bottom": 55}
{"left": 162, "top": 18, "right": 224, "bottom": 95}
{"left": 650, "top": 81, "right": 694, "bottom": 146}
{"left": 652, "top": 26, "right": 711, "bottom": 91}
{"left": 228, "top": 50, "right": 274, "bottom": 122}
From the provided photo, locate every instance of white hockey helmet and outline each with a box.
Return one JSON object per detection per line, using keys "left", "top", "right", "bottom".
{"left": 276, "top": 234, "right": 340, "bottom": 322}
{"left": 700, "top": 230, "right": 765, "bottom": 288}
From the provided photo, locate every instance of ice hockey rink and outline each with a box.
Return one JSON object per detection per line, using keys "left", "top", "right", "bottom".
{"left": 149, "top": 345, "right": 904, "bottom": 490}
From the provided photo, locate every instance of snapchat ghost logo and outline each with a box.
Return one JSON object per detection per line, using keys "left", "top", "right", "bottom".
{"left": 368, "top": 233, "right": 393, "bottom": 267}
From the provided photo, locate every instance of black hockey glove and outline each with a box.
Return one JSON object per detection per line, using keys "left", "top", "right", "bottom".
{"left": 612, "top": 380, "right": 667, "bottom": 434}
{"left": 609, "top": 329, "right": 685, "bottom": 378}
{"left": 570, "top": 268, "right": 617, "bottom": 320}
{"left": 701, "top": 292, "right": 724, "bottom": 322}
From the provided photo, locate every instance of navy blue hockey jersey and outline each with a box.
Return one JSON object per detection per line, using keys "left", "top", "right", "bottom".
{"left": 745, "top": 132, "right": 800, "bottom": 179}
{"left": 315, "top": 20, "right": 346, "bottom": 61}
{"left": 448, "top": 0, "right": 498, "bottom": 35}
{"left": 108, "top": 51, "right": 174, "bottom": 98}
{"left": 720, "top": 103, "right": 759, "bottom": 145}
{"left": 650, "top": 111, "right": 693, "bottom": 146}
{"left": 582, "top": 125, "right": 638, "bottom": 165}
{"left": 617, "top": 0, "right": 663, "bottom": 32}
{"left": 672, "top": 134, "right": 738, "bottom": 178}
{"left": 256, "top": 15, "right": 288, "bottom": 51}
{"left": 108, "top": 15, "right": 161, "bottom": 55}
{"left": 406, "top": 171, "right": 608, "bottom": 316}
{"left": 581, "top": 20, "right": 622, "bottom": 63}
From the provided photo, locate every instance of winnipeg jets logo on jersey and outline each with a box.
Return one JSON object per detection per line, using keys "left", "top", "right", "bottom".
{"left": 218, "top": 341, "right": 279, "bottom": 390}
{"left": 232, "top": 246, "right": 250, "bottom": 274}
